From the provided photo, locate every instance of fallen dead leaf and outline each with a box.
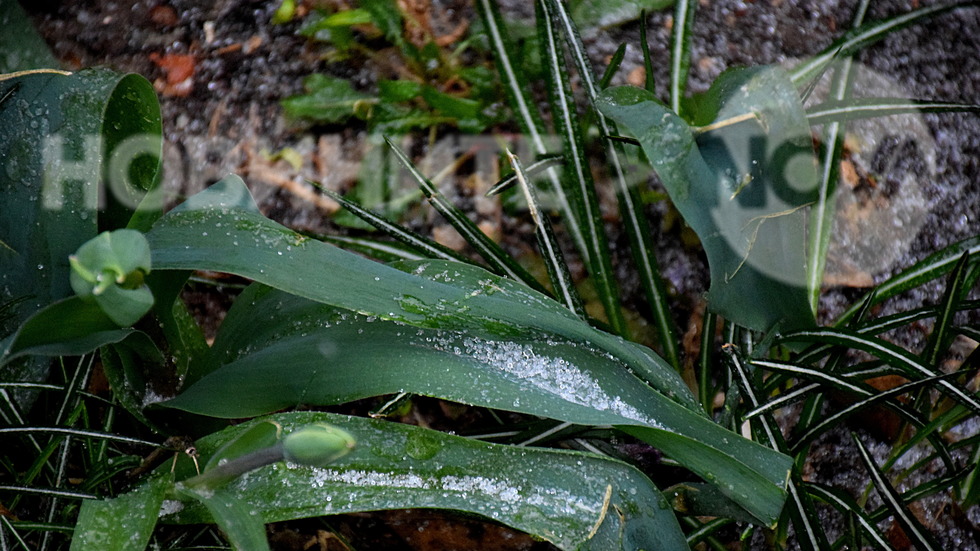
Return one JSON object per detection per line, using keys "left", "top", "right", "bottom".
{"left": 149, "top": 52, "right": 195, "bottom": 97}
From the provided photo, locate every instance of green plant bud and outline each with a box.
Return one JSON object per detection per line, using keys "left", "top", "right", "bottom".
{"left": 69, "top": 229, "right": 154, "bottom": 326}
{"left": 281, "top": 423, "right": 356, "bottom": 467}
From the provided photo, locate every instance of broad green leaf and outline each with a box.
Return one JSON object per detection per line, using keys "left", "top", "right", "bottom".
{"left": 0, "top": 1, "right": 60, "bottom": 72}
{"left": 163, "top": 412, "right": 690, "bottom": 551}
{"left": 667, "top": 482, "right": 759, "bottom": 524}
{"left": 175, "top": 486, "right": 271, "bottom": 551}
{"left": 146, "top": 176, "right": 692, "bottom": 405}
{"left": 0, "top": 68, "right": 161, "bottom": 401}
{"left": 162, "top": 278, "right": 790, "bottom": 525}
{"left": 69, "top": 473, "right": 172, "bottom": 551}
{"left": 0, "top": 297, "right": 131, "bottom": 364}
{"left": 100, "top": 331, "right": 168, "bottom": 427}
{"left": 597, "top": 66, "right": 818, "bottom": 332}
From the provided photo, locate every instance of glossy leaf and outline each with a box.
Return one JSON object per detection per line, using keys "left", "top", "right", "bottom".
{"left": 0, "top": 67, "right": 161, "bottom": 401}
{"left": 175, "top": 485, "right": 272, "bottom": 551}
{"left": 0, "top": 297, "right": 131, "bottom": 364}
{"left": 0, "top": 1, "right": 59, "bottom": 72}
{"left": 162, "top": 279, "right": 790, "bottom": 526}
{"left": 598, "top": 66, "right": 818, "bottom": 332}
{"left": 69, "top": 474, "right": 172, "bottom": 551}
{"left": 163, "top": 412, "right": 690, "bottom": 551}
{"left": 146, "top": 176, "right": 693, "bottom": 403}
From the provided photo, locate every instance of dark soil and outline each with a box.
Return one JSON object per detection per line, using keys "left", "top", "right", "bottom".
{"left": 22, "top": 0, "right": 980, "bottom": 549}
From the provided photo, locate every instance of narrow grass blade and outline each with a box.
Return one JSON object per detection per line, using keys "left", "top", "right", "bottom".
{"left": 725, "top": 347, "right": 828, "bottom": 545}
{"left": 538, "top": 0, "right": 628, "bottom": 336}
{"left": 473, "top": 0, "right": 589, "bottom": 263}
{"left": 751, "top": 359, "right": 870, "bottom": 396}
{"left": 385, "top": 137, "right": 547, "bottom": 294}
{"left": 697, "top": 308, "right": 716, "bottom": 414}
{"left": 669, "top": 0, "right": 696, "bottom": 114}
{"left": 486, "top": 155, "right": 564, "bottom": 197}
{"left": 806, "top": 0, "right": 870, "bottom": 313}
{"left": 851, "top": 432, "right": 942, "bottom": 551}
{"left": 805, "top": 482, "right": 898, "bottom": 551}
{"left": 795, "top": 299, "right": 980, "bottom": 365}
{"left": 545, "top": 0, "right": 682, "bottom": 367}
{"left": 639, "top": 11, "right": 656, "bottom": 93}
{"left": 807, "top": 97, "right": 980, "bottom": 125}
{"left": 507, "top": 150, "right": 585, "bottom": 317}
{"left": 744, "top": 382, "right": 820, "bottom": 420}
{"left": 0, "top": 485, "right": 96, "bottom": 500}
{"left": 922, "top": 253, "right": 971, "bottom": 368}
{"left": 779, "top": 327, "right": 980, "bottom": 416}
{"left": 682, "top": 516, "right": 734, "bottom": 548}
{"left": 598, "top": 43, "right": 627, "bottom": 90}
{"left": 0, "top": 427, "right": 160, "bottom": 448}
{"left": 789, "top": 1, "right": 978, "bottom": 87}
{"left": 835, "top": 236, "right": 980, "bottom": 325}
{"left": 961, "top": 434, "right": 980, "bottom": 506}
{"left": 789, "top": 371, "right": 960, "bottom": 455}
{"left": 316, "top": 186, "right": 470, "bottom": 264}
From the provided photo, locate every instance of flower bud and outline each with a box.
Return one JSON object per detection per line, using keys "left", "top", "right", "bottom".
{"left": 282, "top": 424, "right": 355, "bottom": 467}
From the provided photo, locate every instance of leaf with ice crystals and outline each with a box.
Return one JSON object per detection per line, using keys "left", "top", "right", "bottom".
{"left": 164, "top": 283, "right": 792, "bottom": 526}
{"left": 148, "top": 176, "right": 695, "bottom": 406}
{"left": 162, "top": 412, "right": 689, "bottom": 551}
